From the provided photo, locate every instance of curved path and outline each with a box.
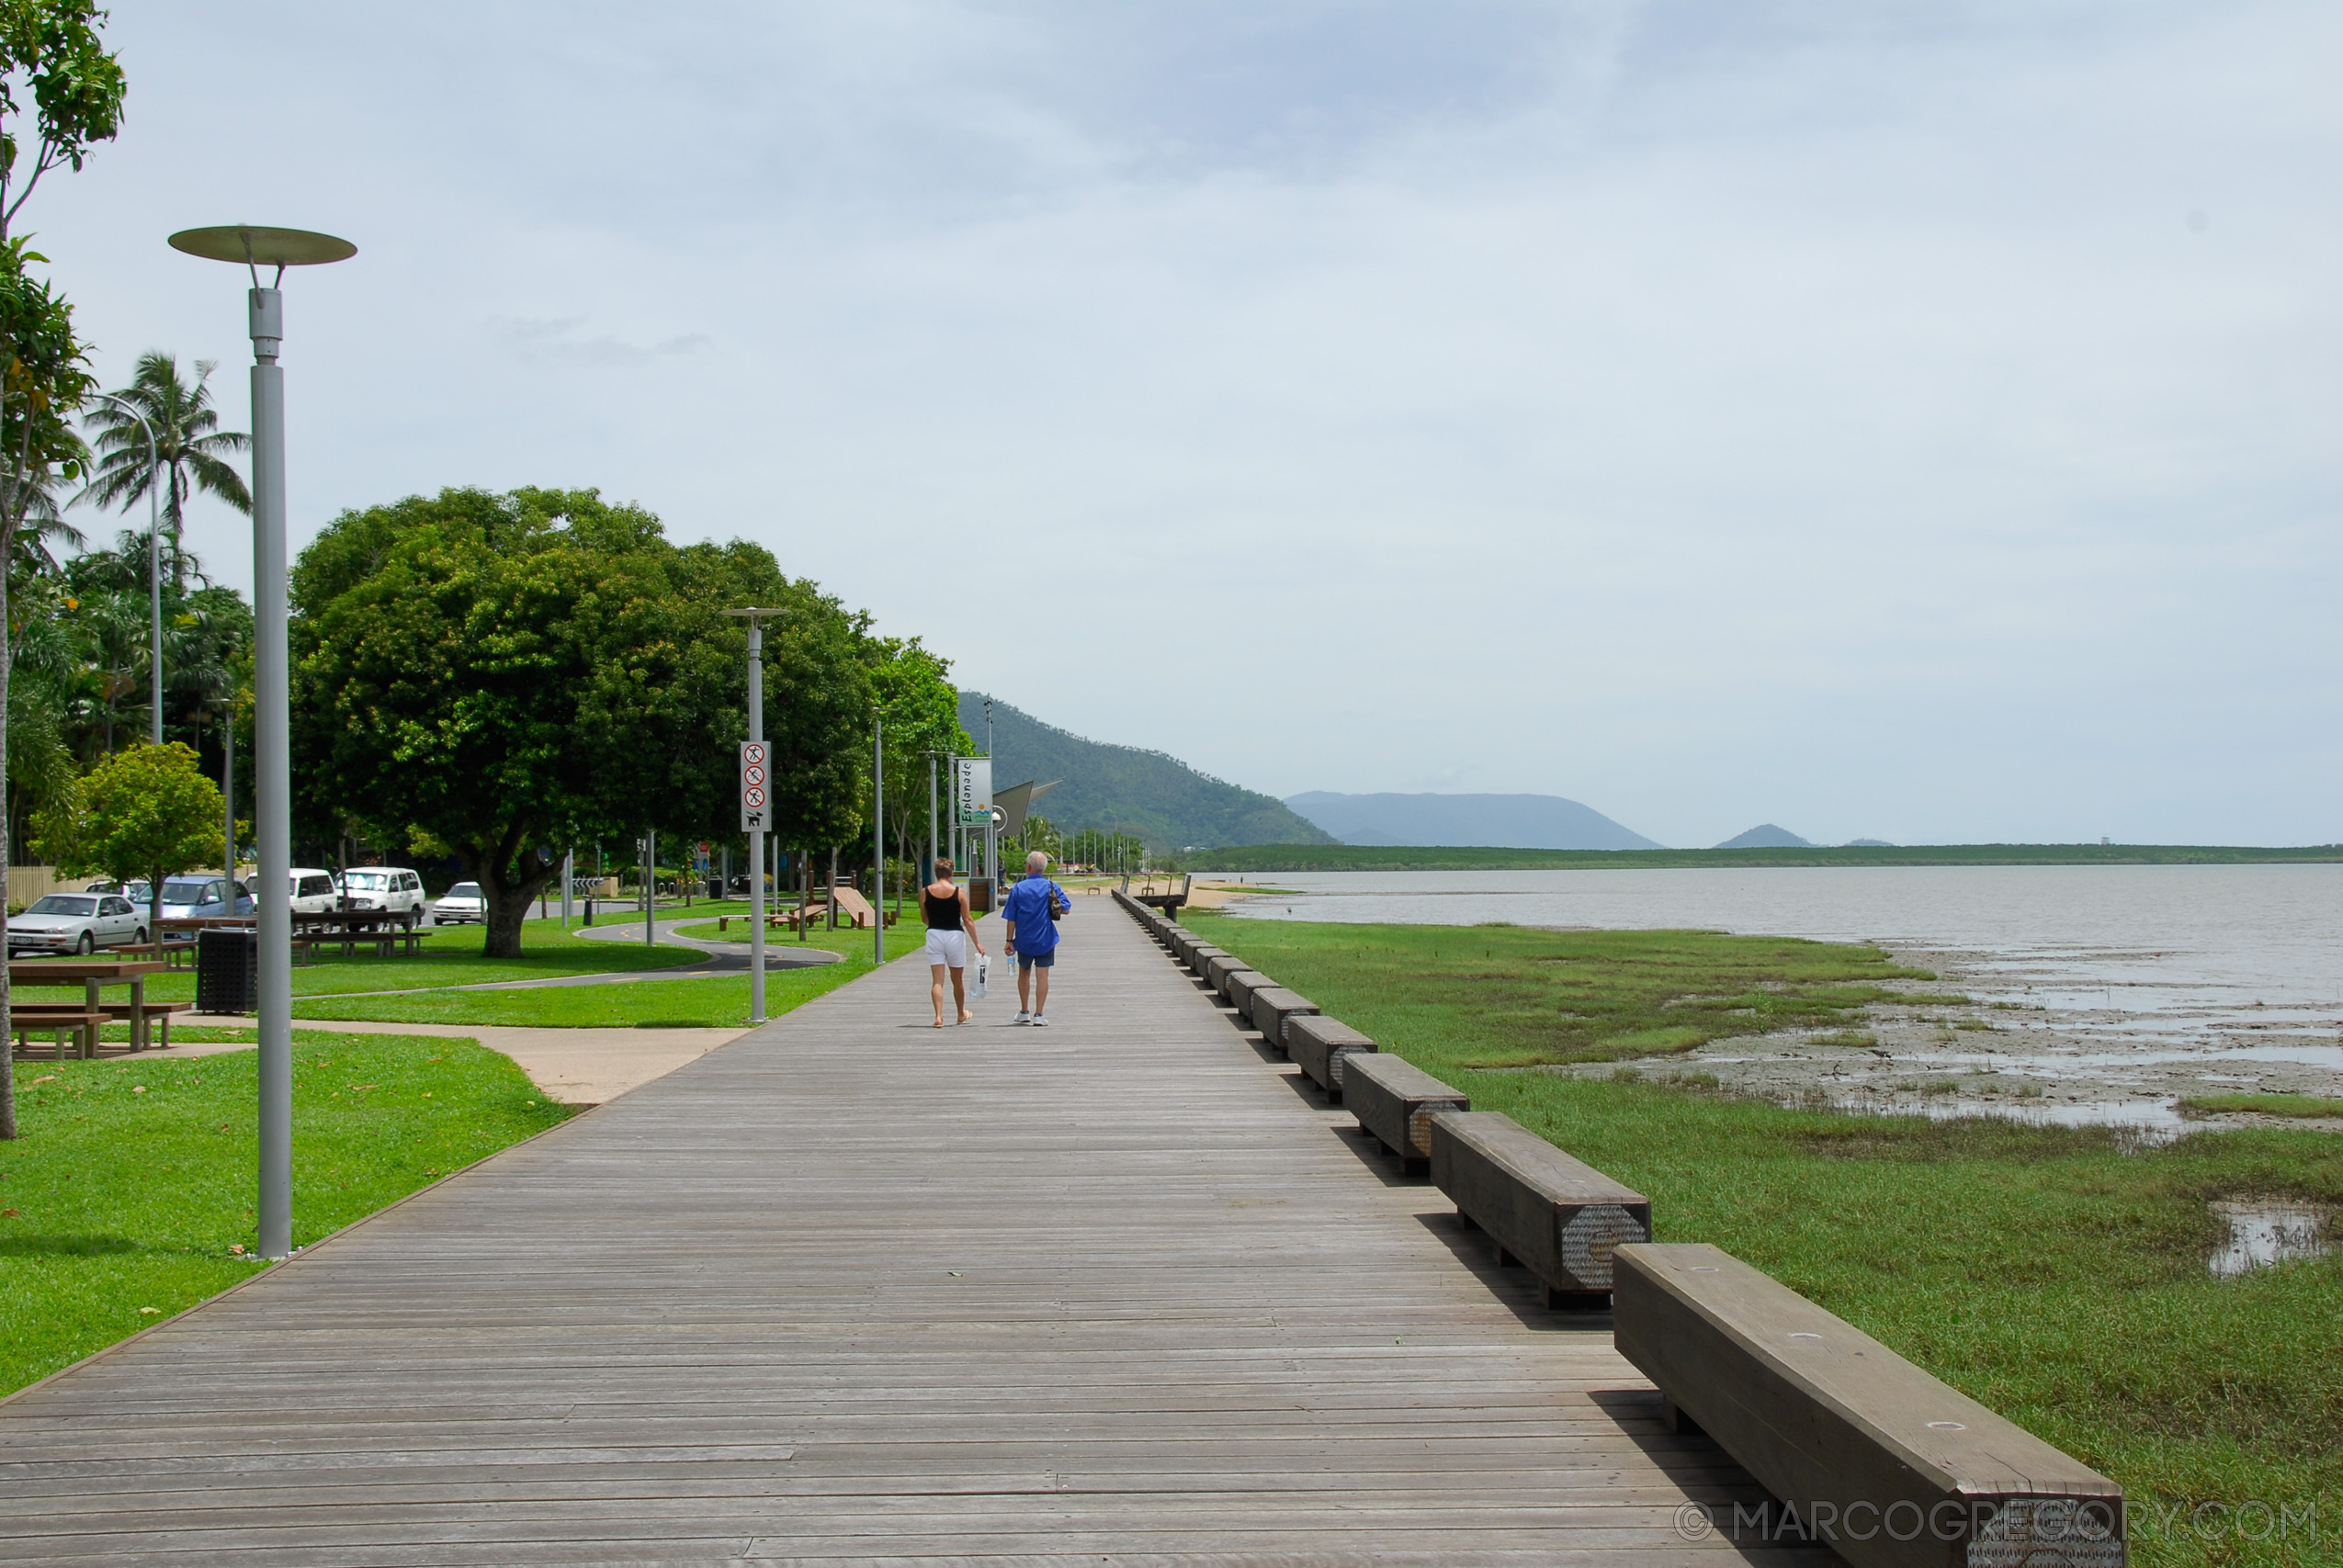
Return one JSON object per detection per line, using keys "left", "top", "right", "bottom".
{"left": 0, "top": 899, "right": 1783, "bottom": 1563}
{"left": 288, "top": 918, "right": 843, "bottom": 1007}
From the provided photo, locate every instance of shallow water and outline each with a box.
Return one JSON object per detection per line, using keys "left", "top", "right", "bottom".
{"left": 2209, "top": 1200, "right": 2336, "bottom": 1276}
{"left": 1223, "top": 864, "right": 2343, "bottom": 1122}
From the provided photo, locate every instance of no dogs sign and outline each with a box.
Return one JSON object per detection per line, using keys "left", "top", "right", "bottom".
{"left": 741, "top": 741, "right": 770, "bottom": 831}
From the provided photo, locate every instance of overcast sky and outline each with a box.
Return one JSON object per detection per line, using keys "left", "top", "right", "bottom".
{"left": 38, "top": 2, "right": 2340, "bottom": 847}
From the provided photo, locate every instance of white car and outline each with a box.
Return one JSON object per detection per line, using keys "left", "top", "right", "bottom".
{"left": 8, "top": 892, "right": 146, "bottom": 956}
{"left": 289, "top": 868, "right": 340, "bottom": 915}
{"left": 339, "top": 866, "right": 427, "bottom": 925}
{"left": 431, "top": 881, "right": 486, "bottom": 925}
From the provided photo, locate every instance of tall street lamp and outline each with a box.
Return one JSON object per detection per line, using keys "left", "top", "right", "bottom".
{"left": 724, "top": 607, "right": 783, "bottom": 1024}
{"left": 167, "top": 224, "right": 355, "bottom": 1262}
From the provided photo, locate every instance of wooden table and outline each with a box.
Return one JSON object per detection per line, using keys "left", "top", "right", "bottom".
{"left": 7, "top": 959, "right": 167, "bottom": 1055}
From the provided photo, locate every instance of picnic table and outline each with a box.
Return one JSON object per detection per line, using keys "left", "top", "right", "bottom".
{"left": 289, "top": 911, "right": 424, "bottom": 959}
{"left": 8, "top": 959, "right": 169, "bottom": 1058}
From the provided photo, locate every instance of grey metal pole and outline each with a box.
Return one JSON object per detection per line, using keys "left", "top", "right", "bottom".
{"left": 872, "top": 714, "right": 884, "bottom": 965}
{"left": 747, "top": 620, "right": 765, "bottom": 1024}
{"left": 248, "top": 284, "right": 293, "bottom": 1262}
{"left": 561, "top": 848, "right": 573, "bottom": 928}
{"left": 646, "top": 829, "right": 656, "bottom": 951}
{"left": 927, "top": 753, "right": 936, "bottom": 885}
{"left": 222, "top": 707, "right": 234, "bottom": 879}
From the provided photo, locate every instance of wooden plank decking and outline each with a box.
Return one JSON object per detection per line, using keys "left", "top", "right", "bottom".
{"left": 0, "top": 901, "right": 1794, "bottom": 1564}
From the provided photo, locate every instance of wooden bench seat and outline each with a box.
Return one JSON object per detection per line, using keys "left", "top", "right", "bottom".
{"left": 1613, "top": 1243, "right": 2124, "bottom": 1567}
{"left": 1246, "top": 986, "right": 1319, "bottom": 1053}
{"left": 1202, "top": 953, "right": 1252, "bottom": 1000}
{"left": 1343, "top": 1052, "right": 1468, "bottom": 1175}
{"left": 10, "top": 1006, "right": 107, "bottom": 1059}
{"left": 1286, "top": 1015, "right": 1375, "bottom": 1101}
{"left": 1180, "top": 941, "right": 1228, "bottom": 976}
{"left": 1223, "top": 969, "right": 1275, "bottom": 1018}
{"left": 95, "top": 1000, "right": 196, "bottom": 1050}
{"left": 1429, "top": 1110, "right": 1649, "bottom": 1310}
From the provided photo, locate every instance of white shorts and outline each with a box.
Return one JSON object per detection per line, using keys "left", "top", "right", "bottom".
{"left": 923, "top": 928, "right": 968, "bottom": 969}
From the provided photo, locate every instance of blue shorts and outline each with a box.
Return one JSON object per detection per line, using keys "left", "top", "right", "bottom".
{"left": 1014, "top": 949, "right": 1056, "bottom": 970}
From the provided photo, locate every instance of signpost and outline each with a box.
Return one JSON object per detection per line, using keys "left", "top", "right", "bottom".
{"left": 741, "top": 742, "right": 770, "bottom": 831}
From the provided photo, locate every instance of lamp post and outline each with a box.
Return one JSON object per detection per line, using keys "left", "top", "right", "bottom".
{"left": 86, "top": 393, "right": 163, "bottom": 747}
{"left": 724, "top": 607, "right": 783, "bottom": 1023}
{"left": 167, "top": 224, "right": 355, "bottom": 1262}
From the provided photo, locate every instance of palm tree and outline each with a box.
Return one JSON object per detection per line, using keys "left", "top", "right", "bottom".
{"left": 79, "top": 352, "right": 249, "bottom": 592}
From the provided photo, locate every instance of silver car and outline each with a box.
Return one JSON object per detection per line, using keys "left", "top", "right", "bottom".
{"left": 157, "top": 875, "right": 255, "bottom": 942}
{"left": 8, "top": 892, "right": 146, "bottom": 956}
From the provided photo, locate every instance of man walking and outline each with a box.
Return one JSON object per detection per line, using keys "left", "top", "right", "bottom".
{"left": 1002, "top": 849, "right": 1070, "bottom": 1025}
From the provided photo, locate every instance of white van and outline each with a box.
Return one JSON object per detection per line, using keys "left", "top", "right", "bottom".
{"left": 289, "top": 867, "right": 339, "bottom": 915}
{"left": 338, "top": 866, "right": 428, "bottom": 925}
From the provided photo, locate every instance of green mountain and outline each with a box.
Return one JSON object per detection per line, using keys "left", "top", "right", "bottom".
{"left": 957, "top": 694, "right": 1333, "bottom": 852}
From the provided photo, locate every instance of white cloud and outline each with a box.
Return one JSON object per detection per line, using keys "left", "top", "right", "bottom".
{"left": 37, "top": 0, "right": 2343, "bottom": 845}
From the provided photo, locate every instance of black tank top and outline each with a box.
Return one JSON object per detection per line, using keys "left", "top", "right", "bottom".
{"left": 923, "top": 886, "right": 962, "bottom": 931}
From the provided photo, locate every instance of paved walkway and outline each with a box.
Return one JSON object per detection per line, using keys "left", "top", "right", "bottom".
{"left": 0, "top": 901, "right": 1784, "bottom": 1564}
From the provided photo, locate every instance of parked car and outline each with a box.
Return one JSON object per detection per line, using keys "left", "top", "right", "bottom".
{"left": 288, "top": 868, "right": 339, "bottom": 915}
{"left": 339, "top": 866, "right": 427, "bottom": 925}
{"left": 431, "top": 881, "right": 486, "bottom": 925}
{"left": 157, "top": 876, "right": 255, "bottom": 940}
{"left": 8, "top": 892, "right": 145, "bottom": 956}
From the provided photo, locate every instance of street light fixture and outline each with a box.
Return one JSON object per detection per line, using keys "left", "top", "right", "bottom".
{"left": 723, "top": 607, "right": 785, "bottom": 1024}
{"left": 167, "top": 224, "right": 355, "bottom": 1262}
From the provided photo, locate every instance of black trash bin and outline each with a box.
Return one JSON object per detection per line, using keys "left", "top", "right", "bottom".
{"left": 196, "top": 928, "right": 258, "bottom": 1015}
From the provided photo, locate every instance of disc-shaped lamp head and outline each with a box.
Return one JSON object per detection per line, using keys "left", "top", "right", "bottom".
{"left": 168, "top": 225, "right": 357, "bottom": 267}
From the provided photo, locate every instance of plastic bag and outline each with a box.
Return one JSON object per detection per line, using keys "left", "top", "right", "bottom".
{"left": 972, "top": 954, "right": 989, "bottom": 1000}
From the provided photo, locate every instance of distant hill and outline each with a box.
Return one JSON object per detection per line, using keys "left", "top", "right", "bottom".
{"left": 1286, "top": 792, "right": 1660, "bottom": 851}
{"left": 1192, "top": 843, "right": 2343, "bottom": 872}
{"left": 957, "top": 694, "right": 1333, "bottom": 851}
{"left": 1715, "top": 823, "right": 1812, "bottom": 849}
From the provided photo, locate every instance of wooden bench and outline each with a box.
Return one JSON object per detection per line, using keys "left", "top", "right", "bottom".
{"left": 830, "top": 887, "right": 898, "bottom": 931}
{"left": 98, "top": 1000, "right": 196, "bottom": 1050}
{"left": 1202, "top": 953, "right": 1252, "bottom": 1000}
{"left": 1429, "top": 1111, "right": 1650, "bottom": 1310}
{"left": 1613, "top": 1243, "right": 2125, "bottom": 1567}
{"left": 1286, "top": 1015, "right": 1375, "bottom": 1102}
{"left": 1178, "top": 939, "right": 1225, "bottom": 975}
{"left": 10, "top": 1005, "right": 107, "bottom": 1060}
{"left": 1224, "top": 969, "right": 1276, "bottom": 1018}
{"left": 1343, "top": 1053, "right": 1469, "bottom": 1175}
{"left": 1247, "top": 986, "right": 1319, "bottom": 1052}
{"left": 771, "top": 901, "right": 831, "bottom": 933}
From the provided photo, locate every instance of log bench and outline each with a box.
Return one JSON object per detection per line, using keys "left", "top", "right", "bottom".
{"left": 1613, "top": 1243, "right": 2125, "bottom": 1568}
{"left": 1180, "top": 940, "right": 1227, "bottom": 976}
{"left": 1247, "top": 986, "right": 1319, "bottom": 1052}
{"left": 1203, "top": 953, "right": 1253, "bottom": 1001}
{"left": 1224, "top": 968, "right": 1274, "bottom": 1018}
{"left": 1429, "top": 1110, "right": 1650, "bottom": 1310}
{"left": 1343, "top": 1052, "right": 1469, "bottom": 1175}
{"left": 1286, "top": 1014, "right": 1375, "bottom": 1101}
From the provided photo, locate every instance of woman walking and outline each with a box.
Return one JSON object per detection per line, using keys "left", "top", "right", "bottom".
{"left": 922, "top": 857, "right": 985, "bottom": 1027}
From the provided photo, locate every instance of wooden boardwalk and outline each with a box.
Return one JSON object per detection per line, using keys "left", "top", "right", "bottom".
{"left": 0, "top": 900, "right": 1793, "bottom": 1564}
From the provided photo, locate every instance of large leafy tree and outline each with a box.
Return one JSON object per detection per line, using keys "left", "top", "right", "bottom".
{"left": 33, "top": 739, "right": 221, "bottom": 942}
{"left": 78, "top": 351, "right": 248, "bottom": 591}
{"left": 292, "top": 487, "right": 837, "bottom": 958}
{"left": 867, "top": 636, "right": 970, "bottom": 889}
{"left": 0, "top": 0, "right": 122, "bottom": 1139}
{"left": 758, "top": 575, "right": 872, "bottom": 887}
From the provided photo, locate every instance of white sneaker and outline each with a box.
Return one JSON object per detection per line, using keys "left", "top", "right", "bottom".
{"left": 1013, "top": 1010, "right": 1032, "bottom": 1025}
{"left": 1031, "top": 1014, "right": 1048, "bottom": 1027}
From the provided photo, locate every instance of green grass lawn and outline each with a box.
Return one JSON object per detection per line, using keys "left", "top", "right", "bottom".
{"left": 0, "top": 1032, "right": 571, "bottom": 1398}
{"left": 2181, "top": 1092, "right": 2343, "bottom": 1121}
{"left": 1184, "top": 914, "right": 1938, "bottom": 1066}
{"left": 1190, "top": 912, "right": 2343, "bottom": 1568}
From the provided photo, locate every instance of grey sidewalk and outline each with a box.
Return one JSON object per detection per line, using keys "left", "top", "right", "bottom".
{"left": 0, "top": 900, "right": 1783, "bottom": 1564}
